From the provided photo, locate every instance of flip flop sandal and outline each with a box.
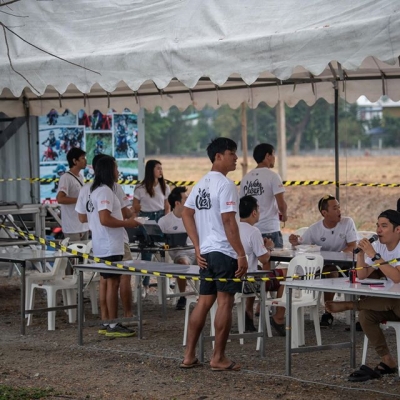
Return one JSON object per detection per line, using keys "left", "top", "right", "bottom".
{"left": 211, "top": 361, "right": 241, "bottom": 371}
{"left": 348, "top": 365, "right": 381, "bottom": 382}
{"left": 374, "top": 362, "right": 398, "bottom": 375}
{"left": 179, "top": 358, "right": 203, "bottom": 369}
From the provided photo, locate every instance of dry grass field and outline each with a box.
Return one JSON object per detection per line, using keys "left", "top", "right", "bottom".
{"left": 159, "top": 154, "right": 400, "bottom": 233}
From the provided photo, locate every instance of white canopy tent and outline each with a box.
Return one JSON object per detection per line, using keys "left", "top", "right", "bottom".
{"left": 1, "top": 0, "right": 400, "bottom": 203}
{"left": 1, "top": 0, "right": 400, "bottom": 116}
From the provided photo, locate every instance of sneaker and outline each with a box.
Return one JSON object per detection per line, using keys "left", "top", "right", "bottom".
{"left": 105, "top": 323, "right": 136, "bottom": 338}
{"left": 245, "top": 313, "right": 257, "bottom": 332}
{"left": 320, "top": 312, "right": 334, "bottom": 327}
{"left": 176, "top": 297, "right": 187, "bottom": 310}
{"left": 270, "top": 317, "right": 286, "bottom": 337}
{"left": 98, "top": 324, "right": 108, "bottom": 335}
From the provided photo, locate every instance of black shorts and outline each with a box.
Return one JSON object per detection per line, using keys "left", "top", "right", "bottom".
{"left": 199, "top": 252, "right": 242, "bottom": 295}
{"left": 99, "top": 255, "right": 123, "bottom": 279}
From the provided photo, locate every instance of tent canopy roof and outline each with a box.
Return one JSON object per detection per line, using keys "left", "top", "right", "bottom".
{"left": 1, "top": 0, "right": 400, "bottom": 116}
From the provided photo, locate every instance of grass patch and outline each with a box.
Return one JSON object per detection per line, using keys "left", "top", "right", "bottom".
{"left": 0, "top": 385, "right": 56, "bottom": 399}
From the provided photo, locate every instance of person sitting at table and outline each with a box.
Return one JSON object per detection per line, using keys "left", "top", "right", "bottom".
{"left": 326, "top": 209, "right": 400, "bottom": 381}
{"left": 158, "top": 186, "right": 196, "bottom": 311}
{"left": 238, "top": 195, "right": 287, "bottom": 335}
{"left": 289, "top": 194, "right": 357, "bottom": 327}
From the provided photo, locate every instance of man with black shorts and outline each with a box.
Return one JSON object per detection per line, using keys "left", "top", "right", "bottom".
{"left": 181, "top": 137, "right": 248, "bottom": 371}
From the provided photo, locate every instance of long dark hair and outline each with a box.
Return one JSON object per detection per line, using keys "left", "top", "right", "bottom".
{"left": 141, "top": 159, "right": 166, "bottom": 197}
{"left": 90, "top": 156, "right": 116, "bottom": 192}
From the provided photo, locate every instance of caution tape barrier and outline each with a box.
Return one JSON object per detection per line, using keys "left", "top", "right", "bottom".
{"left": 1, "top": 225, "right": 395, "bottom": 282}
{"left": 1, "top": 177, "right": 400, "bottom": 188}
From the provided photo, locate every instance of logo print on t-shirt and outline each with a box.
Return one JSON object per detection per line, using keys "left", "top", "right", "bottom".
{"left": 195, "top": 188, "right": 211, "bottom": 210}
{"left": 243, "top": 179, "right": 264, "bottom": 196}
{"left": 86, "top": 197, "right": 94, "bottom": 213}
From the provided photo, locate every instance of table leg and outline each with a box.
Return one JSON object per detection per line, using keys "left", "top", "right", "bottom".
{"left": 260, "top": 281, "right": 266, "bottom": 358}
{"left": 285, "top": 286, "right": 293, "bottom": 376}
{"left": 161, "top": 276, "right": 167, "bottom": 319}
{"left": 21, "top": 261, "right": 26, "bottom": 335}
{"left": 350, "top": 294, "right": 356, "bottom": 368}
{"left": 78, "top": 270, "right": 84, "bottom": 345}
{"left": 136, "top": 275, "right": 142, "bottom": 339}
{"left": 199, "top": 328, "right": 204, "bottom": 363}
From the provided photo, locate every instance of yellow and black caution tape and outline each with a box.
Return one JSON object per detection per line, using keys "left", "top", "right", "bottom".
{"left": 1, "top": 224, "right": 397, "bottom": 283}
{"left": 1, "top": 177, "right": 400, "bottom": 188}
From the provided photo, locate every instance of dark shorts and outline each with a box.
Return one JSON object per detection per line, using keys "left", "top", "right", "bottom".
{"left": 264, "top": 269, "right": 285, "bottom": 291}
{"left": 262, "top": 231, "right": 283, "bottom": 249}
{"left": 199, "top": 252, "right": 242, "bottom": 295}
{"left": 99, "top": 255, "right": 123, "bottom": 279}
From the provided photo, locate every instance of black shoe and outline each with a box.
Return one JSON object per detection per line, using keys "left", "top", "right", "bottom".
{"left": 345, "top": 321, "right": 363, "bottom": 332}
{"left": 270, "top": 317, "right": 286, "bottom": 337}
{"left": 245, "top": 313, "right": 257, "bottom": 332}
{"left": 320, "top": 312, "right": 334, "bottom": 327}
{"left": 176, "top": 297, "right": 186, "bottom": 310}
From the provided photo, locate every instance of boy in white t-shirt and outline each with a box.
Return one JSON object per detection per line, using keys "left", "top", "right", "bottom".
{"left": 238, "top": 195, "right": 287, "bottom": 336}
{"left": 158, "top": 186, "right": 196, "bottom": 311}
{"left": 326, "top": 210, "right": 400, "bottom": 381}
{"left": 181, "top": 137, "right": 248, "bottom": 371}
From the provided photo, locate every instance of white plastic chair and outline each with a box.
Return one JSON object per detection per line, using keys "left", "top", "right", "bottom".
{"left": 25, "top": 238, "right": 70, "bottom": 315}
{"left": 260, "top": 253, "right": 323, "bottom": 349}
{"left": 27, "top": 241, "right": 79, "bottom": 330}
{"left": 361, "top": 321, "right": 400, "bottom": 376}
{"left": 295, "top": 227, "right": 309, "bottom": 237}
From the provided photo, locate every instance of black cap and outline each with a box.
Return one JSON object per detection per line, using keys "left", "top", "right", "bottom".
{"left": 378, "top": 209, "right": 400, "bottom": 226}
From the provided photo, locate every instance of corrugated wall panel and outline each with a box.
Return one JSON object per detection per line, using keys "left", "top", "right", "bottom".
{"left": 0, "top": 117, "right": 40, "bottom": 205}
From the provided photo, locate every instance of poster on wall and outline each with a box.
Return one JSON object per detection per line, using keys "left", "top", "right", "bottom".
{"left": 39, "top": 108, "right": 139, "bottom": 204}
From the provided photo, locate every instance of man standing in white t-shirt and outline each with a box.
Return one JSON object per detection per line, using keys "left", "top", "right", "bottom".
{"left": 326, "top": 210, "right": 400, "bottom": 381}
{"left": 239, "top": 143, "right": 287, "bottom": 248}
{"left": 289, "top": 195, "right": 357, "bottom": 327}
{"left": 56, "top": 147, "right": 89, "bottom": 241}
{"left": 181, "top": 137, "right": 247, "bottom": 371}
{"left": 158, "top": 186, "right": 196, "bottom": 311}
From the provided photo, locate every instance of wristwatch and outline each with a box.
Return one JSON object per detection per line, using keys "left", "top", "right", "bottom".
{"left": 371, "top": 253, "right": 381, "bottom": 262}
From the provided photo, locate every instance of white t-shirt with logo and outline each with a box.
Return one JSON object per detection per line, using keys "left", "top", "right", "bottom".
{"left": 134, "top": 183, "right": 170, "bottom": 212}
{"left": 185, "top": 171, "right": 239, "bottom": 258}
{"left": 239, "top": 221, "right": 267, "bottom": 272}
{"left": 300, "top": 217, "right": 358, "bottom": 251}
{"left": 158, "top": 212, "right": 195, "bottom": 261}
{"left": 239, "top": 167, "right": 284, "bottom": 234}
{"left": 57, "top": 171, "right": 89, "bottom": 234}
{"left": 365, "top": 241, "right": 400, "bottom": 283}
{"left": 76, "top": 184, "right": 124, "bottom": 258}
{"left": 76, "top": 183, "right": 130, "bottom": 244}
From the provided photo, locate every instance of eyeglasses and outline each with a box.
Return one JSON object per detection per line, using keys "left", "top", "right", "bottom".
{"left": 318, "top": 194, "right": 335, "bottom": 212}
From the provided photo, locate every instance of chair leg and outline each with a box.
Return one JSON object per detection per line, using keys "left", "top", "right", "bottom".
{"left": 392, "top": 326, "right": 400, "bottom": 377}
{"left": 88, "top": 283, "right": 99, "bottom": 315}
{"left": 236, "top": 299, "right": 245, "bottom": 345}
{"left": 65, "top": 289, "right": 77, "bottom": 323}
{"left": 47, "top": 288, "right": 57, "bottom": 331}
{"left": 361, "top": 334, "right": 369, "bottom": 365}
{"left": 27, "top": 286, "right": 36, "bottom": 326}
{"left": 311, "top": 306, "right": 322, "bottom": 346}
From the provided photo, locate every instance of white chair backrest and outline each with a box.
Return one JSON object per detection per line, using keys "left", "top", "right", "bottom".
{"left": 287, "top": 253, "right": 324, "bottom": 300}
{"left": 52, "top": 237, "right": 70, "bottom": 278}
{"left": 295, "top": 227, "right": 309, "bottom": 237}
{"left": 67, "top": 242, "right": 88, "bottom": 255}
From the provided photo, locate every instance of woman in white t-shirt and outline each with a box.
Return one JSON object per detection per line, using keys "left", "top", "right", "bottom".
{"left": 133, "top": 159, "right": 171, "bottom": 292}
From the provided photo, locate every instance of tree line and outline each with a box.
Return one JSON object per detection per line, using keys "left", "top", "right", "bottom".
{"left": 144, "top": 98, "right": 398, "bottom": 155}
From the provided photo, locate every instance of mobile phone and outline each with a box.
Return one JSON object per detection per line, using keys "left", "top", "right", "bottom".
{"left": 360, "top": 282, "right": 384, "bottom": 286}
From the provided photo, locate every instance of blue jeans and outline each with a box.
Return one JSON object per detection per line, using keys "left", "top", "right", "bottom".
{"left": 262, "top": 231, "right": 283, "bottom": 249}
{"left": 139, "top": 210, "right": 165, "bottom": 286}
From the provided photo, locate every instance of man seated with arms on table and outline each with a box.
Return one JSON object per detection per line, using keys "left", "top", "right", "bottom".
{"left": 326, "top": 209, "right": 400, "bottom": 381}
{"left": 158, "top": 186, "right": 196, "bottom": 311}
{"left": 238, "top": 195, "right": 287, "bottom": 335}
{"left": 289, "top": 194, "right": 357, "bottom": 327}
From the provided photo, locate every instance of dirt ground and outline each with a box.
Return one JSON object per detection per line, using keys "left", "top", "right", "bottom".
{"left": 1, "top": 269, "right": 400, "bottom": 400}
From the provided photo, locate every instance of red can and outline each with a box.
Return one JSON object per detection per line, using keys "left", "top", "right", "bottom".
{"left": 350, "top": 269, "right": 356, "bottom": 284}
